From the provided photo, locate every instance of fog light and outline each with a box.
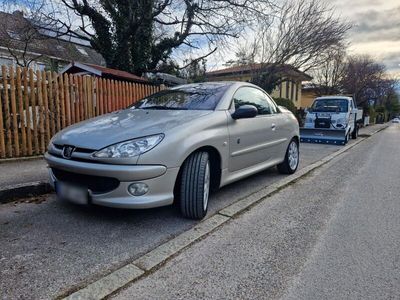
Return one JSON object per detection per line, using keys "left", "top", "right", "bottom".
{"left": 128, "top": 183, "right": 149, "bottom": 196}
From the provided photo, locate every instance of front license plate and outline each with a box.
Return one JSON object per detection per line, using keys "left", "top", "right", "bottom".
{"left": 56, "top": 181, "right": 88, "bottom": 205}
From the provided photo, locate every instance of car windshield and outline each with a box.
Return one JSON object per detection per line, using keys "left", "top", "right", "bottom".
{"left": 132, "top": 84, "right": 231, "bottom": 111}
{"left": 311, "top": 99, "right": 349, "bottom": 112}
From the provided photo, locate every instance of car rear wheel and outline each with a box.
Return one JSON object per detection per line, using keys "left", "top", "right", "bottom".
{"left": 180, "top": 151, "right": 210, "bottom": 219}
{"left": 277, "top": 139, "right": 299, "bottom": 174}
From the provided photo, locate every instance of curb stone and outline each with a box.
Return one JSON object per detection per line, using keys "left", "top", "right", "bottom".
{"left": 0, "top": 155, "right": 43, "bottom": 164}
{"left": 0, "top": 181, "right": 51, "bottom": 203}
{"left": 60, "top": 126, "right": 388, "bottom": 300}
{"left": 64, "top": 264, "right": 144, "bottom": 300}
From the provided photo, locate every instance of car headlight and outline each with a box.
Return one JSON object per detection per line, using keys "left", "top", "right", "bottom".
{"left": 93, "top": 134, "right": 164, "bottom": 158}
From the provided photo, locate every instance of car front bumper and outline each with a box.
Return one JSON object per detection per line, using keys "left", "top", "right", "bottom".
{"left": 45, "top": 152, "right": 179, "bottom": 209}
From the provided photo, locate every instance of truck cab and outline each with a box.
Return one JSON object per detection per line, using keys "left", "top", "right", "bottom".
{"left": 301, "top": 96, "right": 363, "bottom": 145}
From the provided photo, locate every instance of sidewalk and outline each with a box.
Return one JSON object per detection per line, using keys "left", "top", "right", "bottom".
{"left": 0, "top": 158, "right": 50, "bottom": 202}
{"left": 0, "top": 122, "right": 390, "bottom": 203}
{"left": 0, "top": 158, "right": 48, "bottom": 189}
{"left": 358, "top": 122, "right": 388, "bottom": 136}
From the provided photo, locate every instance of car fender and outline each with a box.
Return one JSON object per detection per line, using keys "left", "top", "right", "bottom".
{"left": 137, "top": 111, "right": 230, "bottom": 169}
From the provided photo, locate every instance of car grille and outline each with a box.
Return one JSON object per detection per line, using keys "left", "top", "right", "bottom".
{"left": 51, "top": 168, "right": 120, "bottom": 194}
{"left": 53, "top": 143, "right": 95, "bottom": 153}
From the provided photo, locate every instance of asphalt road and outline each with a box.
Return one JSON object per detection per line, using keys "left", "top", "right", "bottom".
{"left": 113, "top": 124, "right": 400, "bottom": 300}
{"left": 0, "top": 140, "right": 346, "bottom": 299}
{"left": 0, "top": 124, "right": 388, "bottom": 299}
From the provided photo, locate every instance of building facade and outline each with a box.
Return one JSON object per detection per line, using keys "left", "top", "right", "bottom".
{"left": 0, "top": 11, "right": 104, "bottom": 72}
{"left": 206, "top": 64, "right": 312, "bottom": 108}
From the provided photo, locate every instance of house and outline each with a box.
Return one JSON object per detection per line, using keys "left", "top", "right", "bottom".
{"left": 301, "top": 83, "right": 319, "bottom": 108}
{"left": 0, "top": 10, "right": 104, "bottom": 71}
{"left": 61, "top": 61, "right": 148, "bottom": 83}
{"left": 206, "top": 63, "right": 312, "bottom": 108}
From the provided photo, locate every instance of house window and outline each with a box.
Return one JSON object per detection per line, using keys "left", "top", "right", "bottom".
{"left": 291, "top": 81, "right": 295, "bottom": 101}
{"left": 0, "top": 57, "right": 13, "bottom": 66}
{"left": 295, "top": 82, "right": 299, "bottom": 101}
{"left": 286, "top": 80, "right": 290, "bottom": 99}
{"left": 37, "top": 63, "right": 46, "bottom": 71}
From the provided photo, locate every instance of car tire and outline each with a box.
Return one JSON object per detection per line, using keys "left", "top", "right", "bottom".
{"left": 352, "top": 126, "right": 358, "bottom": 139}
{"left": 180, "top": 151, "right": 210, "bottom": 220}
{"left": 277, "top": 139, "right": 299, "bottom": 174}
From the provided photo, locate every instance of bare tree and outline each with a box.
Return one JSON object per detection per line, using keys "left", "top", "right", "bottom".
{"left": 231, "top": 0, "right": 351, "bottom": 92}
{"left": 310, "top": 47, "right": 347, "bottom": 96}
{"left": 341, "top": 55, "right": 387, "bottom": 106}
{"left": 0, "top": 0, "right": 62, "bottom": 68}
{"left": 48, "top": 0, "right": 275, "bottom": 76}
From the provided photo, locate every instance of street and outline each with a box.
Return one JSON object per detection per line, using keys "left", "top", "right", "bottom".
{"left": 0, "top": 124, "right": 398, "bottom": 299}
{"left": 113, "top": 124, "right": 400, "bottom": 300}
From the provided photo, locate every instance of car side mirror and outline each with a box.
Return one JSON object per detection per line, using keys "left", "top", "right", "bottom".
{"left": 351, "top": 108, "right": 358, "bottom": 114}
{"left": 231, "top": 105, "right": 258, "bottom": 120}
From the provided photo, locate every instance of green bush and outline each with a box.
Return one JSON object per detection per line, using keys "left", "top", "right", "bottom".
{"left": 273, "top": 98, "right": 297, "bottom": 114}
{"left": 273, "top": 97, "right": 303, "bottom": 125}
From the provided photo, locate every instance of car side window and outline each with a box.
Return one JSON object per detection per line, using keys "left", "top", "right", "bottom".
{"left": 265, "top": 94, "right": 278, "bottom": 114}
{"left": 232, "top": 87, "right": 275, "bottom": 115}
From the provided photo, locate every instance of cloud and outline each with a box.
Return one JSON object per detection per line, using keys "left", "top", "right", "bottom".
{"left": 350, "top": 6, "right": 400, "bottom": 43}
{"left": 333, "top": 0, "right": 400, "bottom": 74}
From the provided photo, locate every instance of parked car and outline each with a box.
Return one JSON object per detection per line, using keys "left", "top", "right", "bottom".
{"left": 45, "top": 82, "right": 300, "bottom": 219}
{"left": 392, "top": 118, "right": 400, "bottom": 123}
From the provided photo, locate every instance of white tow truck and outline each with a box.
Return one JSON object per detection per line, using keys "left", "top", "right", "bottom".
{"left": 300, "top": 96, "right": 363, "bottom": 145}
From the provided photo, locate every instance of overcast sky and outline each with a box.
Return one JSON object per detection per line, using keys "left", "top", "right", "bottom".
{"left": 4, "top": 0, "right": 399, "bottom": 75}
{"left": 207, "top": 0, "right": 400, "bottom": 76}
{"left": 334, "top": 0, "right": 400, "bottom": 75}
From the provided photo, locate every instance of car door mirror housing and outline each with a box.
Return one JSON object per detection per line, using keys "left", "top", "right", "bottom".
{"left": 231, "top": 105, "right": 258, "bottom": 119}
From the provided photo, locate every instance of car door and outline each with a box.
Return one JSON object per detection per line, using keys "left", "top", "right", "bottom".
{"left": 265, "top": 94, "right": 291, "bottom": 158}
{"left": 227, "top": 86, "right": 280, "bottom": 172}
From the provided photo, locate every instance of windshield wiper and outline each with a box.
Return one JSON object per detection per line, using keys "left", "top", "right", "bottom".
{"left": 140, "top": 106, "right": 188, "bottom": 110}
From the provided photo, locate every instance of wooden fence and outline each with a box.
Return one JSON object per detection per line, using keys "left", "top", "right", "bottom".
{"left": 0, "top": 65, "right": 163, "bottom": 158}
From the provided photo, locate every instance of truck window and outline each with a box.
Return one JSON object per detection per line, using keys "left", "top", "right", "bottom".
{"left": 312, "top": 99, "right": 349, "bottom": 113}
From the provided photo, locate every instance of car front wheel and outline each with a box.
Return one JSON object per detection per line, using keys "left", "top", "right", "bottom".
{"left": 180, "top": 151, "right": 210, "bottom": 219}
{"left": 277, "top": 139, "right": 299, "bottom": 174}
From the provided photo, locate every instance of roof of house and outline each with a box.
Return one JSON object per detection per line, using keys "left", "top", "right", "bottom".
{"left": 61, "top": 61, "right": 148, "bottom": 83}
{"left": 206, "top": 63, "right": 312, "bottom": 81}
{"left": 0, "top": 11, "right": 104, "bottom": 66}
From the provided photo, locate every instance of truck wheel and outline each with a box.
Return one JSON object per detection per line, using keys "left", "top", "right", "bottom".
{"left": 179, "top": 151, "right": 210, "bottom": 220}
{"left": 352, "top": 126, "right": 358, "bottom": 139}
{"left": 278, "top": 139, "right": 299, "bottom": 174}
{"left": 344, "top": 132, "right": 350, "bottom": 144}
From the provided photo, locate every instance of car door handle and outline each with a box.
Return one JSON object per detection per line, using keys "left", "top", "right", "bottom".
{"left": 271, "top": 123, "right": 276, "bottom": 130}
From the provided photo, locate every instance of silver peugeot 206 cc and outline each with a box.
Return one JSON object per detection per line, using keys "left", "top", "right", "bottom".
{"left": 45, "top": 82, "right": 300, "bottom": 219}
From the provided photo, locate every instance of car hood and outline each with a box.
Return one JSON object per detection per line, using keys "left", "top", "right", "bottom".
{"left": 53, "top": 109, "right": 212, "bottom": 149}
